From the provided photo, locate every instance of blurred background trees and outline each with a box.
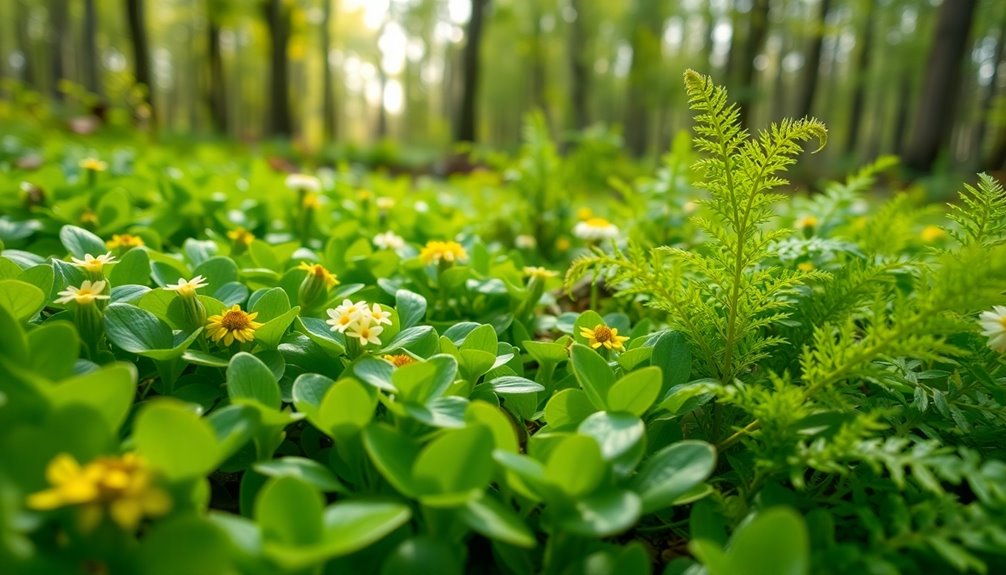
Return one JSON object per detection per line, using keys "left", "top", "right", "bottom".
{"left": 1, "top": 0, "right": 1005, "bottom": 175}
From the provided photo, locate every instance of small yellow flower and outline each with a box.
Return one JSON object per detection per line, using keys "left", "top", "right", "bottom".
{"left": 164, "top": 275, "right": 209, "bottom": 298}
{"left": 302, "top": 192, "right": 321, "bottom": 210}
{"left": 227, "top": 227, "right": 255, "bottom": 247}
{"left": 683, "top": 200, "right": 699, "bottom": 214}
{"left": 347, "top": 317, "right": 384, "bottom": 346}
{"left": 383, "top": 354, "right": 416, "bottom": 367}
{"left": 357, "top": 189, "right": 372, "bottom": 201}
{"left": 106, "top": 234, "right": 145, "bottom": 249}
{"left": 205, "top": 305, "right": 263, "bottom": 345}
{"left": 556, "top": 237, "right": 572, "bottom": 252}
{"left": 298, "top": 262, "right": 339, "bottom": 288}
{"left": 79, "top": 210, "right": 99, "bottom": 226}
{"left": 523, "top": 266, "right": 558, "bottom": 281}
{"left": 376, "top": 197, "right": 395, "bottom": 210}
{"left": 795, "top": 215, "right": 819, "bottom": 230}
{"left": 71, "top": 252, "right": 117, "bottom": 274}
{"left": 797, "top": 262, "right": 815, "bottom": 272}
{"left": 920, "top": 225, "right": 946, "bottom": 243}
{"left": 55, "top": 280, "right": 110, "bottom": 305}
{"left": 577, "top": 207, "right": 593, "bottom": 221}
{"left": 28, "top": 453, "right": 170, "bottom": 531}
{"left": 419, "top": 240, "right": 468, "bottom": 266}
{"left": 79, "top": 158, "right": 108, "bottom": 172}
{"left": 579, "top": 323, "right": 629, "bottom": 351}
{"left": 573, "top": 218, "right": 619, "bottom": 241}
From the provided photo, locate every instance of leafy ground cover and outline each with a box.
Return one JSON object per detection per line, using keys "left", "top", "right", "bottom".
{"left": 1, "top": 72, "right": 1006, "bottom": 575}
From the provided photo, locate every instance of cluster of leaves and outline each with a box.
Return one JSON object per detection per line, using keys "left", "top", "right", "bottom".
{"left": 0, "top": 70, "right": 1004, "bottom": 575}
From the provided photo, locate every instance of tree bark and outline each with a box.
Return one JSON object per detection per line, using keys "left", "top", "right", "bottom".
{"left": 903, "top": 0, "right": 978, "bottom": 173}
{"left": 207, "top": 19, "right": 228, "bottom": 134}
{"left": 265, "top": 0, "right": 292, "bottom": 137}
{"left": 82, "top": 0, "right": 101, "bottom": 95}
{"left": 126, "top": 0, "right": 154, "bottom": 112}
{"left": 568, "top": 0, "right": 590, "bottom": 130}
{"left": 736, "top": 0, "right": 770, "bottom": 129}
{"left": 844, "top": 1, "right": 875, "bottom": 157}
{"left": 49, "top": 0, "right": 67, "bottom": 100}
{"left": 321, "top": 0, "right": 336, "bottom": 140}
{"left": 455, "top": 0, "right": 488, "bottom": 143}
{"left": 977, "top": 18, "right": 1006, "bottom": 169}
{"left": 624, "top": 0, "right": 665, "bottom": 156}
{"left": 796, "top": 0, "right": 831, "bottom": 119}
{"left": 528, "top": 2, "right": 549, "bottom": 124}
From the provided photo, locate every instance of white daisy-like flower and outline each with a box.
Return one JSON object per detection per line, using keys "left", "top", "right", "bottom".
{"left": 573, "top": 217, "right": 620, "bottom": 241}
{"left": 414, "top": 201, "right": 429, "bottom": 213}
{"left": 367, "top": 303, "right": 393, "bottom": 326}
{"left": 55, "top": 280, "right": 110, "bottom": 305}
{"left": 70, "top": 252, "right": 118, "bottom": 274}
{"left": 373, "top": 231, "right": 405, "bottom": 251}
{"left": 285, "top": 173, "right": 322, "bottom": 192}
{"left": 326, "top": 299, "right": 366, "bottom": 333}
{"left": 347, "top": 317, "right": 384, "bottom": 346}
{"left": 515, "top": 234, "right": 537, "bottom": 249}
{"left": 164, "top": 275, "right": 209, "bottom": 298}
{"left": 979, "top": 306, "right": 1006, "bottom": 353}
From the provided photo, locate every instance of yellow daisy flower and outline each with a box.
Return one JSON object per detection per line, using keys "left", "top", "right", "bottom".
{"left": 205, "top": 305, "right": 263, "bottom": 345}
{"left": 383, "top": 354, "right": 416, "bottom": 367}
{"left": 55, "top": 280, "right": 110, "bottom": 305}
{"left": 227, "top": 227, "right": 255, "bottom": 247}
{"left": 79, "top": 158, "right": 108, "bottom": 172}
{"left": 106, "top": 234, "right": 145, "bottom": 249}
{"left": 28, "top": 453, "right": 170, "bottom": 531}
{"left": 419, "top": 240, "right": 468, "bottom": 266}
{"left": 297, "top": 262, "right": 339, "bottom": 288}
{"left": 920, "top": 225, "right": 946, "bottom": 243}
{"left": 797, "top": 262, "right": 815, "bottom": 272}
{"left": 71, "top": 252, "right": 117, "bottom": 274}
{"left": 523, "top": 266, "right": 558, "bottom": 281}
{"left": 580, "top": 323, "right": 629, "bottom": 351}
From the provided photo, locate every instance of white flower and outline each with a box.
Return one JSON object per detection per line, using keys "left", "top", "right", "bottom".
{"left": 573, "top": 217, "right": 620, "bottom": 241}
{"left": 373, "top": 231, "right": 405, "bottom": 251}
{"left": 326, "top": 299, "right": 366, "bottom": 333}
{"left": 55, "top": 280, "right": 110, "bottom": 305}
{"left": 285, "top": 173, "right": 321, "bottom": 192}
{"left": 70, "top": 252, "right": 117, "bottom": 273}
{"left": 368, "top": 303, "right": 393, "bottom": 326}
{"left": 979, "top": 306, "right": 1006, "bottom": 353}
{"left": 164, "top": 275, "right": 209, "bottom": 298}
{"left": 347, "top": 317, "right": 384, "bottom": 346}
{"left": 515, "top": 234, "right": 537, "bottom": 249}
{"left": 414, "top": 201, "right": 429, "bottom": 213}
{"left": 376, "top": 197, "right": 396, "bottom": 210}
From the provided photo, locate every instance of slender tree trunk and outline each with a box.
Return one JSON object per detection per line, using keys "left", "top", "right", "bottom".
{"left": 321, "top": 0, "right": 336, "bottom": 141}
{"left": 82, "top": 0, "right": 100, "bottom": 95}
{"left": 528, "top": 3, "right": 548, "bottom": 123}
{"left": 976, "top": 18, "right": 1006, "bottom": 169}
{"left": 796, "top": 0, "right": 831, "bottom": 119}
{"left": 892, "top": 70, "right": 912, "bottom": 155}
{"left": 125, "top": 0, "right": 154, "bottom": 113}
{"left": 723, "top": 0, "right": 741, "bottom": 85}
{"left": 49, "top": 0, "right": 67, "bottom": 100}
{"left": 568, "top": 0, "right": 590, "bottom": 130}
{"left": 624, "top": 0, "right": 665, "bottom": 156}
{"left": 377, "top": 64, "right": 388, "bottom": 139}
{"left": 17, "top": 2, "right": 35, "bottom": 89}
{"left": 265, "top": 0, "right": 292, "bottom": 136}
{"left": 844, "top": 1, "right": 875, "bottom": 156}
{"left": 456, "top": 0, "right": 489, "bottom": 143}
{"left": 736, "top": 0, "right": 770, "bottom": 129}
{"left": 207, "top": 15, "right": 228, "bottom": 134}
{"left": 903, "top": 0, "right": 977, "bottom": 173}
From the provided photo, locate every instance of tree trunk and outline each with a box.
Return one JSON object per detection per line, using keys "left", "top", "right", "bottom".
{"left": 126, "top": 0, "right": 154, "bottom": 112}
{"left": 568, "top": 0, "right": 590, "bottom": 130}
{"left": 903, "top": 0, "right": 978, "bottom": 173}
{"left": 82, "top": 0, "right": 101, "bottom": 95}
{"left": 321, "top": 0, "right": 336, "bottom": 141}
{"left": 455, "top": 0, "right": 488, "bottom": 143}
{"left": 207, "top": 15, "right": 228, "bottom": 134}
{"left": 624, "top": 0, "right": 665, "bottom": 156}
{"left": 49, "top": 0, "right": 67, "bottom": 100}
{"left": 796, "top": 0, "right": 831, "bottom": 119}
{"left": 265, "top": 0, "right": 292, "bottom": 137}
{"left": 976, "top": 18, "right": 1006, "bottom": 169}
{"left": 736, "top": 0, "right": 770, "bottom": 129}
{"left": 528, "top": 3, "right": 548, "bottom": 123}
{"left": 844, "top": 1, "right": 875, "bottom": 157}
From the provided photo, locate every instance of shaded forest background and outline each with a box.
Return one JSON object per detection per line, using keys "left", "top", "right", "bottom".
{"left": 1, "top": 0, "right": 1005, "bottom": 176}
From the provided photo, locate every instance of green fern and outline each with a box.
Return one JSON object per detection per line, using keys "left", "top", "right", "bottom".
{"left": 947, "top": 173, "right": 1006, "bottom": 248}
{"left": 568, "top": 70, "right": 826, "bottom": 384}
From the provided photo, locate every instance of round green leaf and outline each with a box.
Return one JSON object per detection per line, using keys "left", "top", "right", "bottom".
{"left": 134, "top": 400, "right": 220, "bottom": 480}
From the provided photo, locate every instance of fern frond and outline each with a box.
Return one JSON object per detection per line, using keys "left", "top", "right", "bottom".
{"left": 946, "top": 172, "right": 1006, "bottom": 248}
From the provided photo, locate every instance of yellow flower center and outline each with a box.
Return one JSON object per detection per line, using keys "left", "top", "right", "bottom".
{"left": 1000, "top": 316, "right": 1006, "bottom": 330}
{"left": 584, "top": 217, "right": 611, "bottom": 228}
{"left": 221, "top": 310, "right": 252, "bottom": 331}
{"left": 592, "top": 325, "right": 614, "bottom": 343}
{"left": 384, "top": 354, "right": 415, "bottom": 367}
